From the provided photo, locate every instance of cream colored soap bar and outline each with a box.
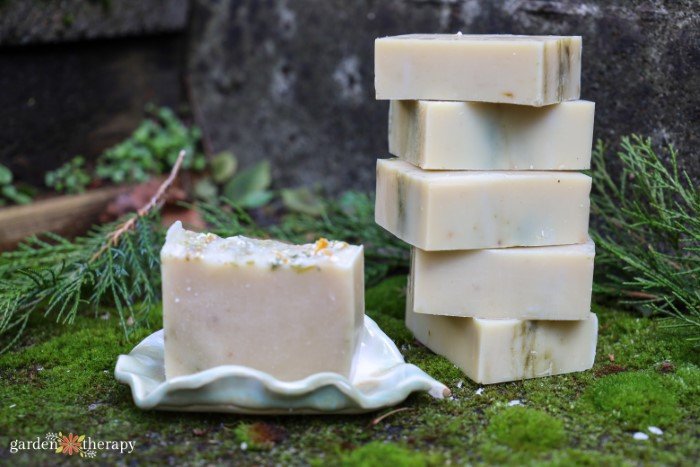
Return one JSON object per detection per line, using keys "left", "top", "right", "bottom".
{"left": 161, "top": 222, "right": 364, "bottom": 381}
{"left": 410, "top": 240, "right": 594, "bottom": 320}
{"left": 375, "top": 34, "right": 581, "bottom": 105}
{"left": 406, "top": 305, "right": 598, "bottom": 384}
{"left": 375, "top": 159, "right": 591, "bottom": 250}
{"left": 389, "top": 100, "right": 595, "bottom": 170}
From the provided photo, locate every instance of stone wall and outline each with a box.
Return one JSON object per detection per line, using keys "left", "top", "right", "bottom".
{"left": 0, "top": 0, "right": 188, "bottom": 45}
{"left": 0, "top": 0, "right": 189, "bottom": 184}
{"left": 188, "top": 0, "right": 699, "bottom": 193}
{"left": 1, "top": 1, "right": 697, "bottom": 192}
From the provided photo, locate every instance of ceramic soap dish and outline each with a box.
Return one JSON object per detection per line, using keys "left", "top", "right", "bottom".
{"left": 115, "top": 316, "right": 449, "bottom": 414}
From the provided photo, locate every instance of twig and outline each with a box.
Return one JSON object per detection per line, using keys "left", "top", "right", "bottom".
{"left": 370, "top": 407, "right": 412, "bottom": 426}
{"left": 90, "top": 149, "right": 186, "bottom": 261}
{"left": 622, "top": 290, "right": 660, "bottom": 300}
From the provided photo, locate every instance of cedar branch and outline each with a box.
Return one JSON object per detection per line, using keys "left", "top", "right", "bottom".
{"left": 90, "top": 149, "right": 186, "bottom": 261}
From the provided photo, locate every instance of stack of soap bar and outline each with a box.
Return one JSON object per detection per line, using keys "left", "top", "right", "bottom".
{"left": 375, "top": 34, "right": 582, "bottom": 105}
{"left": 409, "top": 240, "right": 595, "bottom": 320}
{"left": 373, "top": 33, "right": 597, "bottom": 384}
{"left": 375, "top": 159, "right": 591, "bottom": 250}
{"left": 405, "top": 306, "right": 598, "bottom": 385}
{"left": 388, "top": 100, "right": 595, "bottom": 170}
{"left": 161, "top": 221, "right": 364, "bottom": 381}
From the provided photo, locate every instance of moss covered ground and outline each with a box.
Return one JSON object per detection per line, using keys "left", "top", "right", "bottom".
{"left": 0, "top": 275, "right": 698, "bottom": 465}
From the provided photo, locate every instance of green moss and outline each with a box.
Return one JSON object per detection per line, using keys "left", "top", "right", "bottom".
{"left": 404, "top": 351, "right": 464, "bottom": 384}
{"left": 0, "top": 278, "right": 698, "bottom": 464}
{"left": 542, "top": 449, "right": 633, "bottom": 467}
{"left": 365, "top": 275, "right": 415, "bottom": 346}
{"left": 332, "top": 442, "right": 432, "bottom": 467}
{"left": 671, "top": 363, "right": 700, "bottom": 403}
{"left": 364, "top": 275, "right": 465, "bottom": 384}
{"left": 593, "top": 303, "right": 699, "bottom": 367}
{"left": 486, "top": 406, "right": 566, "bottom": 452}
{"left": 365, "top": 275, "right": 407, "bottom": 320}
{"left": 0, "top": 315, "right": 152, "bottom": 437}
{"left": 584, "top": 371, "right": 681, "bottom": 429}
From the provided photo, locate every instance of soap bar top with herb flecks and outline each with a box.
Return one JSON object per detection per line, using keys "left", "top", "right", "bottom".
{"left": 161, "top": 221, "right": 361, "bottom": 271}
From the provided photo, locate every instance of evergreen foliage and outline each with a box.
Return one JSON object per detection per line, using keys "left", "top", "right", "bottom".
{"left": 0, "top": 216, "right": 162, "bottom": 352}
{"left": 590, "top": 136, "right": 699, "bottom": 338}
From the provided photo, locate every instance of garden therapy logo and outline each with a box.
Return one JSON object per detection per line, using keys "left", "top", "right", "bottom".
{"left": 52, "top": 432, "right": 87, "bottom": 456}
{"left": 9, "top": 432, "right": 136, "bottom": 457}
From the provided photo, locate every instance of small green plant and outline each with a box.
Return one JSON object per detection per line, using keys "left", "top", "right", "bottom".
{"left": 193, "top": 151, "right": 239, "bottom": 203}
{"left": 95, "top": 106, "right": 205, "bottom": 183}
{"left": 222, "top": 160, "right": 273, "bottom": 208}
{"left": 194, "top": 154, "right": 275, "bottom": 209}
{"left": 0, "top": 164, "right": 32, "bottom": 206}
{"left": 281, "top": 186, "right": 325, "bottom": 216}
{"left": 590, "top": 135, "right": 700, "bottom": 338}
{"left": 209, "top": 151, "right": 238, "bottom": 184}
{"left": 44, "top": 156, "right": 91, "bottom": 194}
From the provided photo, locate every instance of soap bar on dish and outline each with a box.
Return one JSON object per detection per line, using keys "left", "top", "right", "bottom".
{"left": 161, "top": 222, "right": 364, "bottom": 381}
{"left": 375, "top": 159, "right": 591, "bottom": 251}
{"left": 406, "top": 303, "right": 598, "bottom": 384}
{"left": 389, "top": 100, "right": 595, "bottom": 170}
{"left": 409, "top": 240, "right": 594, "bottom": 320}
{"left": 375, "top": 34, "right": 581, "bottom": 105}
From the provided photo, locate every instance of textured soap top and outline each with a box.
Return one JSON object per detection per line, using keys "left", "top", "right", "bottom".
{"left": 162, "top": 221, "right": 362, "bottom": 269}
{"left": 380, "top": 34, "right": 580, "bottom": 43}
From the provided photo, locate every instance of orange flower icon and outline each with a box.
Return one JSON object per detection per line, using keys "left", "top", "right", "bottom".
{"left": 56, "top": 432, "right": 84, "bottom": 456}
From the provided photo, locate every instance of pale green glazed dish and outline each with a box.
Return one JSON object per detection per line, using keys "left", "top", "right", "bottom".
{"left": 115, "top": 316, "right": 449, "bottom": 414}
